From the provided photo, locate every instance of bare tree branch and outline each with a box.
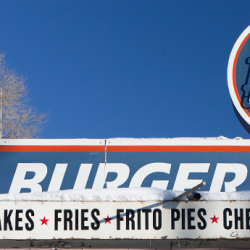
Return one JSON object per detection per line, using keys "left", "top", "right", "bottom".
{"left": 0, "top": 54, "right": 48, "bottom": 138}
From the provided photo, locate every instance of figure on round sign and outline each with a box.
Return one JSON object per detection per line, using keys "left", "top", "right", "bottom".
{"left": 241, "top": 57, "right": 250, "bottom": 109}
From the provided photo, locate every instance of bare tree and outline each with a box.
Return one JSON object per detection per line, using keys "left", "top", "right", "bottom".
{"left": 0, "top": 54, "right": 47, "bottom": 138}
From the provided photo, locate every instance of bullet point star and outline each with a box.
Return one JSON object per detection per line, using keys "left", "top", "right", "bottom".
{"left": 40, "top": 216, "right": 49, "bottom": 225}
{"left": 210, "top": 215, "right": 219, "bottom": 223}
{"left": 104, "top": 215, "right": 112, "bottom": 224}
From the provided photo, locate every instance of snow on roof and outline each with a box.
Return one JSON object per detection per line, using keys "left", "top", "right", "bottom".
{"left": 0, "top": 188, "right": 249, "bottom": 202}
{"left": 0, "top": 136, "right": 246, "bottom": 146}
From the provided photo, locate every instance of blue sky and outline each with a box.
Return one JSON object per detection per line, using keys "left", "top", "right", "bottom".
{"left": 0, "top": 1, "right": 249, "bottom": 139}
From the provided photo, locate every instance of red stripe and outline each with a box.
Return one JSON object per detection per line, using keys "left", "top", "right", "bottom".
{"left": 106, "top": 145, "right": 250, "bottom": 152}
{"left": 0, "top": 145, "right": 105, "bottom": 152}
{"left": 0, "top": 145, "right": 249, "bottom": 153}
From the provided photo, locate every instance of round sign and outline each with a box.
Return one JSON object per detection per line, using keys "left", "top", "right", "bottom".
{"left": 228, "top": 25, "right": 250, "bottom": 132}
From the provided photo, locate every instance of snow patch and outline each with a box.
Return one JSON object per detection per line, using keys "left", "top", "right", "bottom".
{"left": 0, "top": 188, "right": 249, "bottom": 201}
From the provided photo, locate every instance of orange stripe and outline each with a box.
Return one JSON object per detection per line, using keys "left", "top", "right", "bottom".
{"left": 106, "top": 145, "right": 250, "bottom": 152}
{"left": 0, "top": 145, "right": 249, "bottom": 153}
{"left": 0, "top": 145, "right": 105, "bottom": 152}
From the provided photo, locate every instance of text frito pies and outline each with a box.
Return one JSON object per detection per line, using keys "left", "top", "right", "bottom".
{"left": 0, "top": 138, "right": 250, "bottom": 194}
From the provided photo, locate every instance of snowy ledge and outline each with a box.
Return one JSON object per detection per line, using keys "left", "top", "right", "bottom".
{"left": 0, "top": 188, "right": 249, "bottom": 201}
{"left": 0, "top": 136, "right": 246, "bottom": 146}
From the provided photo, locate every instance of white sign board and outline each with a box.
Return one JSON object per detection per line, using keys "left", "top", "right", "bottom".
{"left": 0, "top": 200, "right": 249, "bottom": 247}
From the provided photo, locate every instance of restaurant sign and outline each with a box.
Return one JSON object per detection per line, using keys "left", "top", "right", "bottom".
{"left": 0, "top": 200, "right": 249, "bottom": 248}
{"left": 1, "top": 138, "right": 250, "bottom": 194}
{"left": 228, "top": 25, "right": 250, "bottom": 132}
